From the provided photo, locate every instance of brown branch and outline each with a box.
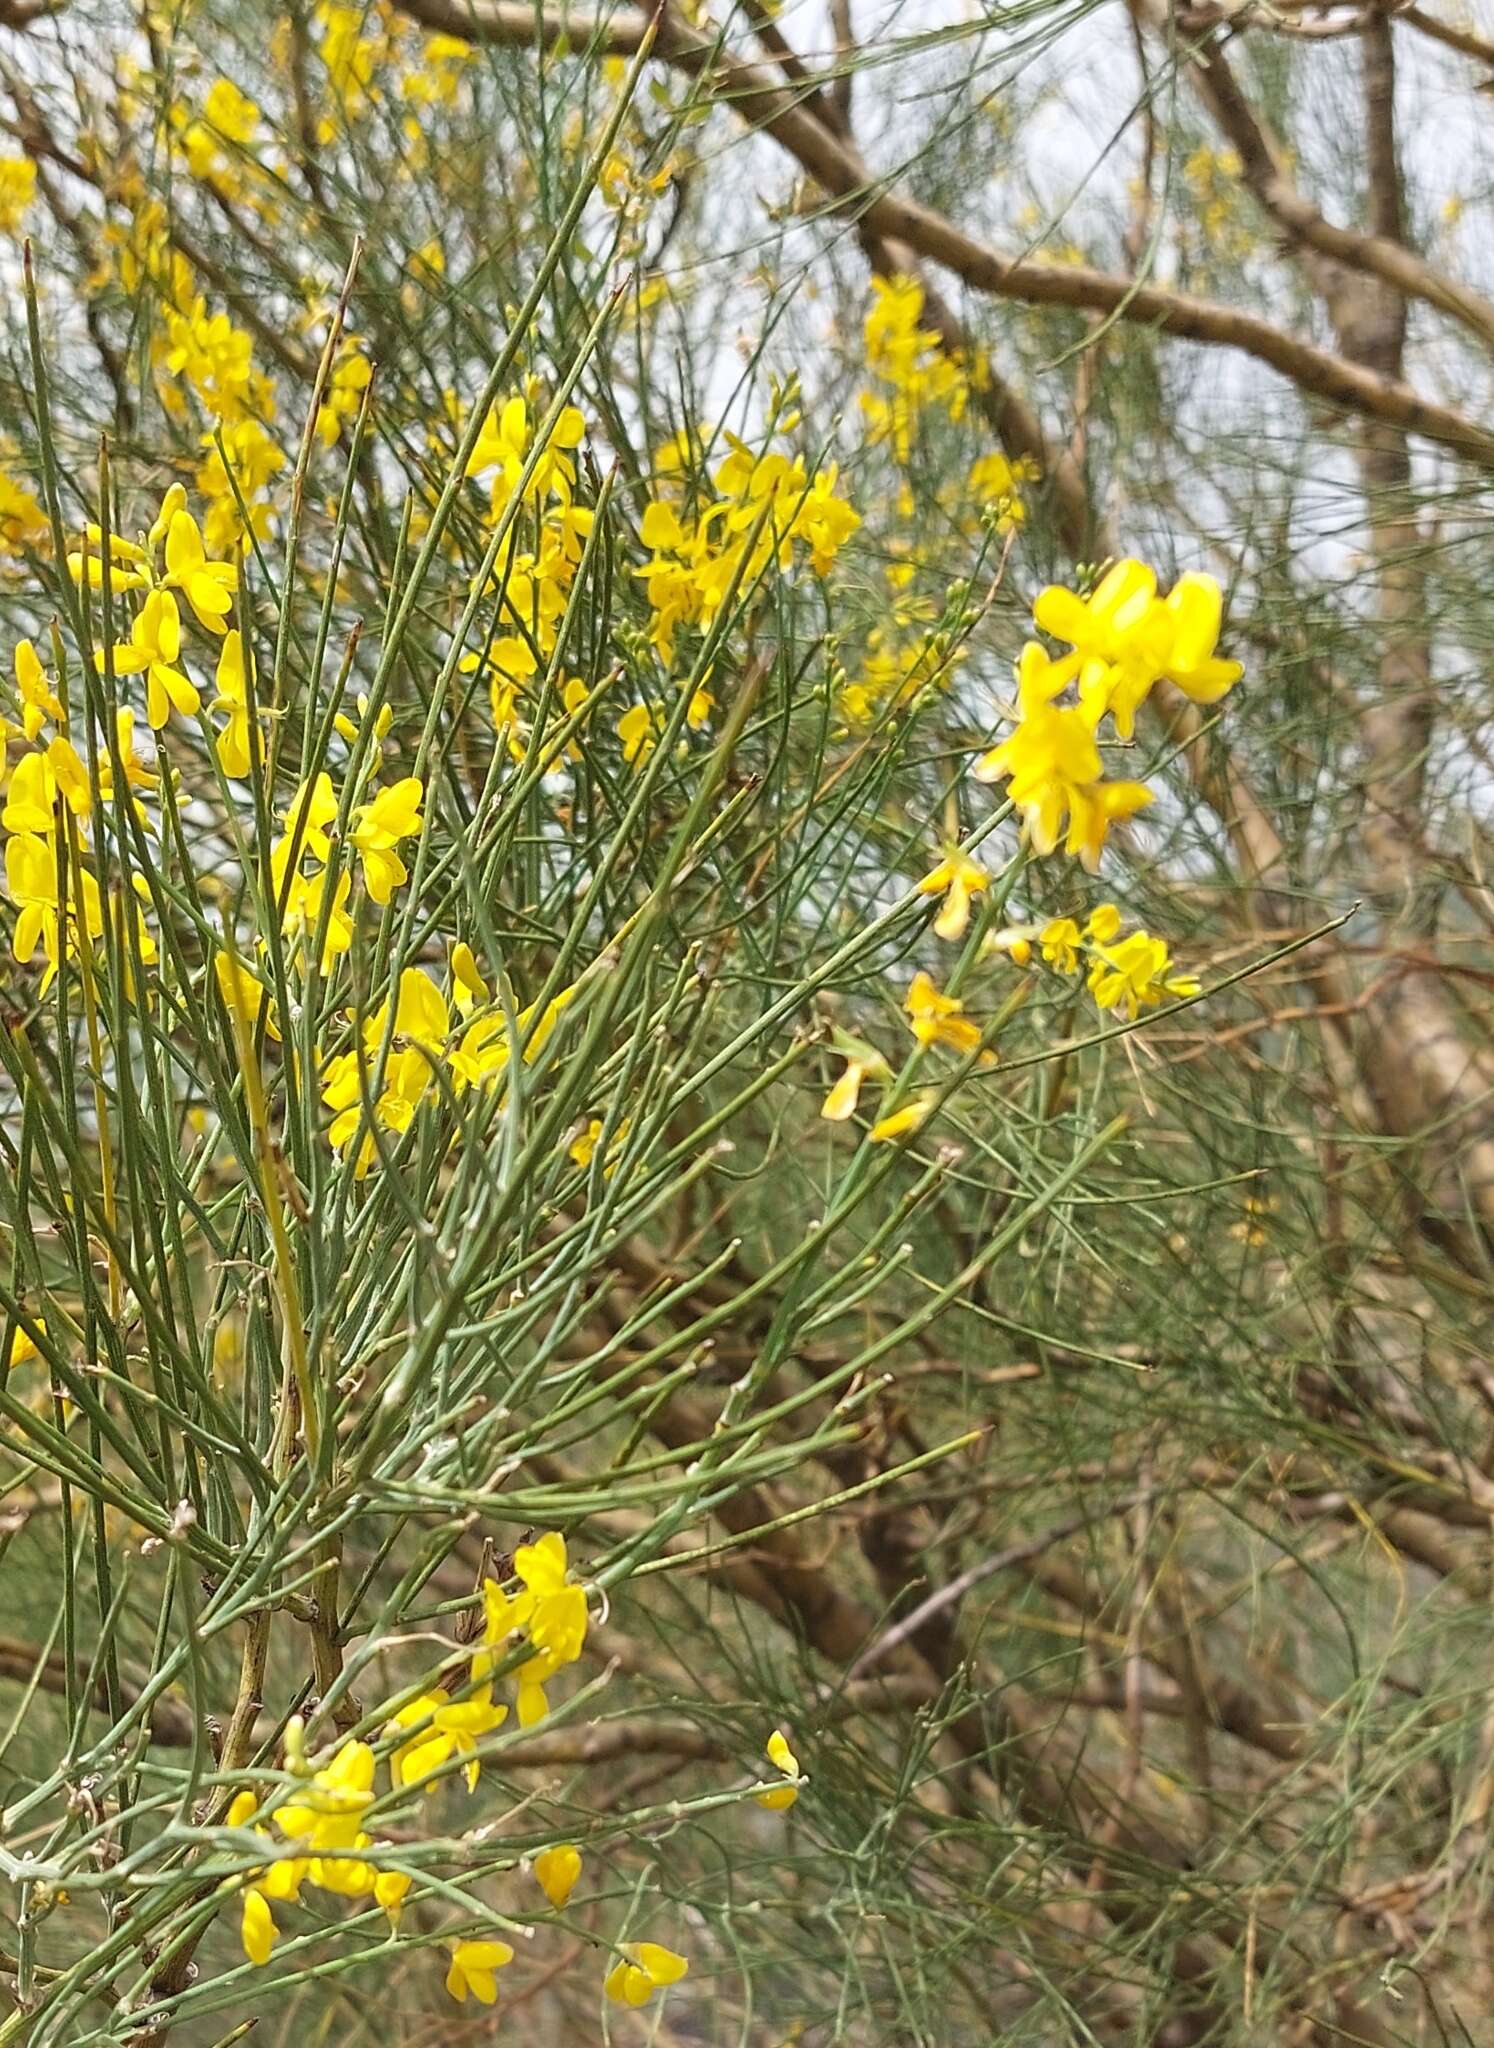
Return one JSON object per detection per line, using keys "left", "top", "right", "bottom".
{"left": 394, "top": 0, "right": 1494, "bottom": 470}
{"left": 1134, "top": 0, "right": 1494, "bottom": 353}
{"left": 0, "top": 1635, "right": 196, "bottom": 1746}
{"left": 1397, "top": 2, "right": 1494, "bottom": 70}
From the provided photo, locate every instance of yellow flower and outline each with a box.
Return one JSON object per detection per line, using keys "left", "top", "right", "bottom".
{"left": 276, "top": 1738, "right": 375, "bottom": 1855}
{"left": 332, "top": 691, "right": 392, "bottom": 745}
{"left": 389, "top": 1685, "right": 507, "bottom": 1794}
{"left": 617, "top": 701, "right": 662, "bottom": 767}
{"left": 4, "top": 1315, "right": 43, "bottom": 1370}
{"left": 281, "top": 864, "right": 353, "bottom": 974}
{"left": 974, "top": 645, "right": 1150, "bottom": 872}
{"left": 1039, "top": 918, "right": 1081, "bottom": 973}
{"left": 66, "top": 527, "right": 149, "bottom": 596}
{"left": 821, "top": 1059, "right": 869, "bottom": 1123}
{"left": 450, "top": 941, "right": 489, "bottom": 1014}
{"left": 0, "top": 157, "right": 36, "bottom": 235}
{"left": 916, "top": 852, "right": 989, "bottom": 941}
{"left": 98, "top": 709, "right": 157, "bottom": 808}
{"left": 1062, "top": 778, "right": 1154, "bottom": 874}
{"left": 211, "top": 630, "right": 253, "bottom": 778}
{"left": 5, "top": 832, "right": 103, "bottom": 992}
{"left": 904, "top": 970, "right": 987, "bottom": 1060}
{"left": 983, "top": 924, "right": 1038, "bottom": 967}
{"left": 1033, "top": 559, "right": 1165, "bottom": 735}
{"left": 323, "top": 968, "right": 450, "bottom": 1168}
{"left": 869, "top": 1093, "right": 935, "bottom": 1143}
{"left": 274, "top": 772, "right": 337, "bottom": 875}
{"left": 15, "top": 640, "right": 63, "bottom": 740}
{"left": 820, "top": 1035, "right": 890, "bottom": 1123}
{"left": 213, "top": 952, "right": 280, "bottom": 1042}
{"left": 604, "top": 1942, "right": 690, "bottom": 2007}
{"left": 3, "top": 749, "right": 58, "bottom": 834}
{"left": 374, "top": 1868, "right": 411, "bottom": 1925}
{"left": 0, "top": 466, "right": 45, "bottom": 555}
{"left": 445, "top": 1937, "right": 515, "bottom": 2005}
{"left": 1087, "top": 930, "right": 1200, "bottom": 1018}
{"left": 466, "top": 393, "right": 585, "bottom": 514}
{"left": 348, "top": 776, "right": 423, "bottom": 903}
{"left": 46, "top": 738, "right": 92, "bottom": 817}
{"left": 568, "top": 1115, "right": 629, "bottom": 1173}
{"left": 197, "top": 417, "right": 284, "bottom": 553}
{"left": 534, "top": 1843, "right": 582, "bottom": 1908}
{"left": 163, "top": 506, "right": 237, "bottom": 634}
{"left": 756, "top": 1728, "right": 802, "bottom": 1810}
{"left": 1159, "top": 573, "right": 1243, "bottom": 708}
{"left": 482, "top": 1530, "right": 589, "bottom": 1728}
{"left": 108, "top": 589, "right": 200, "bottom": 730}
{"left": 240, "top": 1886, "right": 276, "bottom": 1967}
{"left": 1033, "top": 561, "right": 1241, "bottom": 739}
{"left": 313, "top": 344, "right": 374, "bottom": 451}
{"left": 1085, "top": 901, "right": 1122, "bottom": 942}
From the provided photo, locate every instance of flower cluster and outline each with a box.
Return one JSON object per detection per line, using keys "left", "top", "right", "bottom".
{"left": 636, "top": 425, "right": 858, "bottom": 668}
{"left": 458, "top": 389, "right": 596, "bottom": 757}
{"left": 860, "top": 275, "right": 971, "bottom": 461}
{"left": 818, "top": 966, "right": 994, "bottom": 1137}
{"left": 224, "top": 1533, "right": 687, "bottom": 2014}
{"left": 0, "top": 637, "right": 157, "bottom": 990}
{"left": 991, "top": 901, "right": 1201, "bottom": 1018}
{"left": 976, "top": 560, "right": 1242, "bottom": 871}
{"left": 318, "top": 957, "right": 578, "bottom": 1174}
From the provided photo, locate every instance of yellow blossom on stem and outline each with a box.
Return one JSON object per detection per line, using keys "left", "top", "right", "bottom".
{"left": 211, "top": 630, "right": 253, "bottom": 778}
{"left": 348, "top": 776, "right": 423, "bottom": 903}
{"left": 3, "top": 750, "right": 58, "bottom": 834}
{"left": 240, "top": 1886, "right": 276, "bottom": 1967}
{"left": 1159, "top": 572, "right": 1244, "bottom": 707}
{"left": 4, "top": 1315, "right": 43, "bottom": 1371}
{"left": 604, "top": 1942, "right": 690, "bottom": 2007}
{"left": 5, "top": 832, "right": 103, "bottom": 992}
{"left": 108, "top": 589, "right": 200, "bottom": 731}
{"left": 375, "top": 1869, "right": 411, "bottom": 1925}
{"left": 820, "top": 1034, "right": 890, "bottom": 1123}
{"left": 466, "top": 393, "right": 585, "bottom": 514}
{"left": 534, "top": 1843, "right": 582, "bottom": 1907}
{"left": 917, "top": 852, "right": 989, "bottom": 941}
{"left": 756, "top": 1728, "right": 803, "bottom": 1809}
{"left": 974, "top": 643, "right": 1151, "bottom": 871}
{"left": 213, "top": 951, "right": 280, "bottom": 1042}
{"left": 275, "top": 772, "right": 337, "bottom": 873}
{"left": 1087, "top": 930, "right": 1200, "bottom": 1018}
{"left": 445, "top": 1937, "right": 515, "bottom": 2005}
{"left": 1040, "top": 918, "right": 1081, "bottom": 973}
{"left": 15, "top": 640, "right": 63, "bottom": 740}
{"left": 332, "top": 691, "right": 392, "bottom": 745}
{"left": 481, "top": 1529, "right": 589, "bottom": 1727}
{"left": 46, "top": 738, "right": 92, "bottom": 818}
{"left": 984, "top": 924, "right": 1038, "bottom": 967}
{"left": 315, "top": 345, "right": 373, "bottom": 448}
{"left": 449, "top": 940, "right": 489, "bottom": 1013}
{"left": 869, "top": 1093, "right": 936, "bottom": 1143}
{"left": 98, "top": 709, "right": 157, "bottom": 808}
{"left": 617, "top": 700, "right": 662, "bottom": 767}
{"left": 163, "top": 506, "right": 237, "bottom": 633}
{"left": 276, "top": 1738, "right": 375, "bottom": 1855}
{"left": 569, "top": 1115, "right": 629, "bottom": 1172}
{"left": 389, "top": 1685, "right": 507, "bottom": 1793}
{"left": 281, "top": 864, "right": 353, "bottom": 974}
{"left": 904, "top": 970, "right": 987, "bottom": 1061}
{"left": 323, "top": 967, "right": 450, "bottom": 1171}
